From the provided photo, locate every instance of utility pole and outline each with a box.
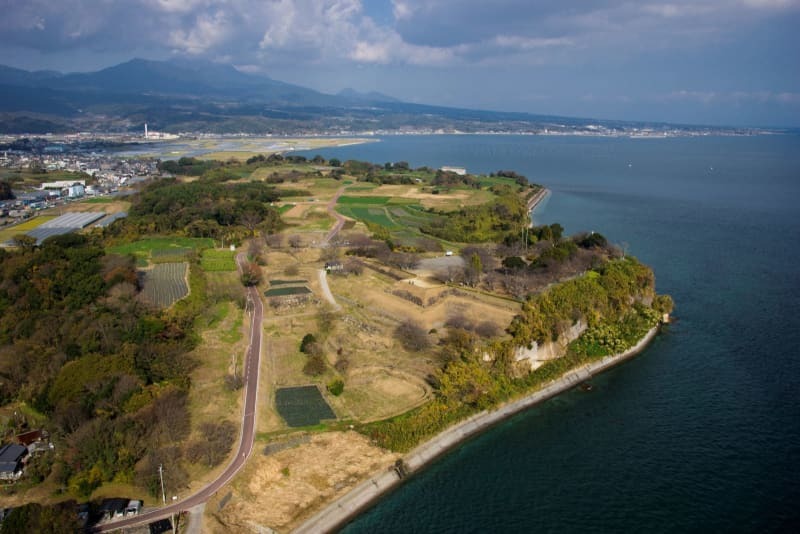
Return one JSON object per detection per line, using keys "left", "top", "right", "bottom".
{"left": 159, "top": 464, "right": 176, "bottom": 533}
{"left": 159, "top": 464, "right": 166, "bottom": 506}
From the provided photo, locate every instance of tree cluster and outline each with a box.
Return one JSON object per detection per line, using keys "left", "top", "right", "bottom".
{"left": 0, "top": 234, "right": 200, "bottom": 497}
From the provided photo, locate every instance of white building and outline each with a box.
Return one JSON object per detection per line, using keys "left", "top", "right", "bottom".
{"left": 440, "top": 166, "right": 467, "bottom": 175}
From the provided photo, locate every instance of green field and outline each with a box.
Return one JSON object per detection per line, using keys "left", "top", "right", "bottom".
{"left": 337, "top": 196, "right": 392, "bottom": 205}
{"left": 140, "top": 262, "right": 189, "bottom": 307}
{"left": 264, "top": 286, "right": 312, "bottom": 297}
{"left": 275, "top": 386, "right": 336, "bottom": 427}
{"left": 201, "top": 248, "right": 238, "bottom": 271}
{"left": 82, "top": 197, "right": 116, "bottom": 204}
{"left": 268, "top": 279, "right": 308, "bottom": 286}
{"left": 277, "top": 204, "right": 295, "bottom": 214}
{"left": 108, "top": 237, "right": 214, "bottom": 265}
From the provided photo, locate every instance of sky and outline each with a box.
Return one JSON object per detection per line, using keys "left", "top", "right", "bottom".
{"left": 1, "top": 0, "right": 798, "bottom": 127}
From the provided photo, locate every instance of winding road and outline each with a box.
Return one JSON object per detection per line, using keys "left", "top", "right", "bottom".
{"left": 98, "top": 252, "right": 264, "bottom": 532}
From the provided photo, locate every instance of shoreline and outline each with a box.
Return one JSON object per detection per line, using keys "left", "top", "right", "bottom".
{"left": 293, "top": 325, "right": 661, "bottom": 534}
{"left": 527, "top": 187, "right": 550, "bottom": 225}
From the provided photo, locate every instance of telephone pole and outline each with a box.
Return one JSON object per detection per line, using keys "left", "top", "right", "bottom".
{"left": 159, "top": 464, "right": 166, "bottom": 506}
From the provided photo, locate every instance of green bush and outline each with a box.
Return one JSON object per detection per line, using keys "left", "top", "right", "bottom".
{"left": 327, "top": 379, "right": 344, "bottom": 396}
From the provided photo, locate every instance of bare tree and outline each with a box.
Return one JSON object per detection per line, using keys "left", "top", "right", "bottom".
{"left": 288, "top": 234, "right": 303, "bottom": 248}
{"left": 395, "top": 320, "right": 431, "bottom": 351}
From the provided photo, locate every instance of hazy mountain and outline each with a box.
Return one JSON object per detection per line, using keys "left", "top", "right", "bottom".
{"left": 0, "top": 59, "right": 748, "bottom": 135}
{"left": 337, "top": 88, "right": 400, "bottom": 104}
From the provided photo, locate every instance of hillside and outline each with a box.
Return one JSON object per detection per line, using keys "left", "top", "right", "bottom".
{"left": 0, "top": 58, "right": 739, "bottom": 136}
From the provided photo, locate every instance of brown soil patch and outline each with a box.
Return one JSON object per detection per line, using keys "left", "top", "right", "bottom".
{"left": 206, "top": 431, "right": 396, "bottom": 533}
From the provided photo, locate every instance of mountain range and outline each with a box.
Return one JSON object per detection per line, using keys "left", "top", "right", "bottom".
{"left": 0, "top": 58, "right": 744, "bottom": 135}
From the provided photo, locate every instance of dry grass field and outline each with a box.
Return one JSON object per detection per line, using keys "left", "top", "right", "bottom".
{"left": 206, "top": 431, "right": 396, "bottom": 533}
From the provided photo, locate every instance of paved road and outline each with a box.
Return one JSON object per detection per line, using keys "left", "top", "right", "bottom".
{"left": 98, "top": 253, "right": 264, "bottom": 532}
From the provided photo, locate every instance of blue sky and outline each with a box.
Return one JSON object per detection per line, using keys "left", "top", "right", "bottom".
{"left": 1, "top": 0, "right": 798, "bottom": 127}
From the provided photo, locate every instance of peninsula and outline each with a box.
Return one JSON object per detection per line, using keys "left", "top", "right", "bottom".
{"left": 0, "top": 154, "right": 671, "bottom": 532}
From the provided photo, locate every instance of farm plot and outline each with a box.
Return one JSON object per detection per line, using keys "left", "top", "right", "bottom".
{"left": 140, "top": 262, "right": 189, "bottom": 307}
{"left": 108, "top": 237, "right": 213, "bottom": 266}
{"left": 264, "top": 286, "right": 312, "bottom": 297}
{"left": 201, "top": 248, "right": 237, "bottom": 271}
{"left": 269, "top": 279, "right": 308, "bottom": 286}
{"left": 275, "top": 386, "right": 336, "bottom": 427}
{"left": 152, "top": 247, "right": 191, "bottom": 263}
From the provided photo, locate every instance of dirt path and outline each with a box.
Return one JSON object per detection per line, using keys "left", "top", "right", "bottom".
{"left": 322, "top": 186, "right": 347, "bottom": 245}
{"left": 318, "top": 269, "right": 341, "bottom": 311}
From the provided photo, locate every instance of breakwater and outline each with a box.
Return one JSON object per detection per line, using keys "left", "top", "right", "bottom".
{"left": 293, "top": 325, "right": 660, "bottom": 534}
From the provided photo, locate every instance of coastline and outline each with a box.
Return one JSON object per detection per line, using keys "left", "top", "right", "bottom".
{"left": 293, "top": 325, "right": 661, "bottom": 534}
{"left": 527, "top": 187, "right": 550, "bottom": 224}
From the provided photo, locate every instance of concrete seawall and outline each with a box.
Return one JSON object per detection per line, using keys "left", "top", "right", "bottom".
{"left": 293, "top": 325, "right": 660, "bottom": 534}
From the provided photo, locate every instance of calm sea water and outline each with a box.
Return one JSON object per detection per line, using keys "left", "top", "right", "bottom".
{"left": 297, "top": 135, "right": 800, "bottom": 533}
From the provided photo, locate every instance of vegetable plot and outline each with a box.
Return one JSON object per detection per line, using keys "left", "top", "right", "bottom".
{"left": 140, "top": 262, "right": 189, "bottom": 307}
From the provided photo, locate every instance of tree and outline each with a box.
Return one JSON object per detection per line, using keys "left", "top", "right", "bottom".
{"left": 240, "top": 262, "right": 263, "bottom": 286}
{"left": 12, "top": 233, "right": 36, "bottom": 251}
{"left": 465, "top": 253, "right": 483, "bottom": 286}
{"left": 502, "top": 256, "right": 526, "bottom": 271}
{"left": 300, "top": 333, "right": 317, "bottom": 353}
{"left": 0, "top": 180, "right": 13, "bottom": 200}
{"left": 288, "top": 234, "right": 302, "bottom": 248}
{"left": 395, "top": 320, "right": 430, "bottom": 351}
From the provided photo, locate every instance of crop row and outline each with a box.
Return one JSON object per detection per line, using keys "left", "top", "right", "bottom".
{"left": 140, "top": 262, "right": 189, "bottom": 307}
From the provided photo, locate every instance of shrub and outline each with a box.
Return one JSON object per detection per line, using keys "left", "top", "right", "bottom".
{"left": 300, "top": 333, "right": 317, "bottom": 353}
{"left": 303, "top": 354, "right": 327, "bottom": 376}
{"left": 327, "top": 379, "right": 345, "bottom": 396}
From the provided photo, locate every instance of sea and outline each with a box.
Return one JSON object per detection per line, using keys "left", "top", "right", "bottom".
{"left": 295, "top": 134, "right": 800, "bottom": 533}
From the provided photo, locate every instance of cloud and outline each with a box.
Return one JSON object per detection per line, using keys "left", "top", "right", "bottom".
{"left": 392, "top": 1, "right": 414, "bottom": 21}
{"left": 663, "top": 90, "right": 800, "bottom": 105}
{"left": 169, "top": 10, "right": 229, "bottom": 55}
{"left": 0, "top": 0, "right": 797, "bottom": 75}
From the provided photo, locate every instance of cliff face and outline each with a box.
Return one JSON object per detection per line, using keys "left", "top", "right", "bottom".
{"left": 514, "top": 319, "right": 587, "bottom": 370}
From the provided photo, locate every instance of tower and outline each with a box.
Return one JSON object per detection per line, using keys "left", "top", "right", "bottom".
{"left": 144, "top": 123, "right": 148, "bottom": 139}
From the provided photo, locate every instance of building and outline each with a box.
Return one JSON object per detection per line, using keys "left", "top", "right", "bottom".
{"left": 0, "top": 444, "right": 28, "bottom": 481}
{"left": 440, "top": 166, "right": 467, "bottom": 175}
{"left": 324, "top": 261, "right": 343, "bottom": 272}
{"left": 67, "top": 184, "right": 85, "bottom": 198}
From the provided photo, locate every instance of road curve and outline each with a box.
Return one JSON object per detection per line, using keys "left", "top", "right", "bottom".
{"left": 99, "top": 252, "right": 263, "bottom": 532}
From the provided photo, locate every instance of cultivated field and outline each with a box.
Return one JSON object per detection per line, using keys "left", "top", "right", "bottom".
{"left": 108, "top": 237, "right": 213, "bottom": 266}
{"left": 275, "top": 386, "right": 337, "bottom": 427}
{"left": 201, "top": 248, "right": 238, "bottom": 271}
{"left": 139, "top": 262, "right": 189, "bottom": 307}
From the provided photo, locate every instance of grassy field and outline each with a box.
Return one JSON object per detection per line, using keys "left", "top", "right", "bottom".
{"left": 201, "top": 248, "right": 238, "bottom": 271}
{"left": 108, "top": 237, "right": 214, "bottom": 265}
{"left": 82, "top": 197, "right": 116, "bottom": 204}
